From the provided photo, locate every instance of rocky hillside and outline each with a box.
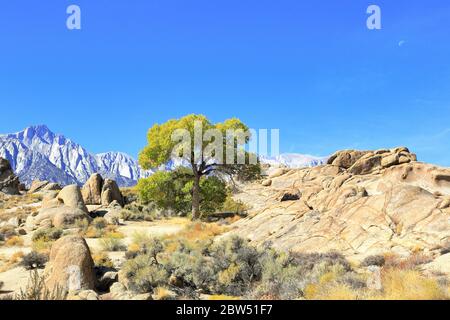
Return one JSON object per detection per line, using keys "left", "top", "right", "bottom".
{"left": 227, "top": 147, "right": 450, "bottom": 263}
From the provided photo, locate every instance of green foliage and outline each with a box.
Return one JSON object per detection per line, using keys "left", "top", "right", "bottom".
{"left": 99, "top": 236, "right": 126, "bottom": 252}
{"left": 137, "top": 170, "right": 191, "bottom": 213}
{"left": 137, "top": 170, "right": 228, "bottom": 217}
{"left": 221, "top": 194, "right": 248, "bottom": 215}
{"left": 137, "top": 114, "right": 259, "bottom": 217}
{"left": 121, "top": 232, "right": 357, "bottom": 299}
{"left": 122, "top": 254, "right": 169, "bottom": 293}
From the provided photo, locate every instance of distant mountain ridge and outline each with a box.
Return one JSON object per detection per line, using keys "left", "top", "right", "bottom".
{"left": 0, "top": 125, "right": 153, "bottom": 187}
{"left": 0, "top": 125, "right": 327, "bottom": 187}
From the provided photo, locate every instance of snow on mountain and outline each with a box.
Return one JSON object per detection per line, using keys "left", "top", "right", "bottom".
{"left": 0, "top": 125, "right": 328, "bottom": 187}
{"left": 96, "top": 152, "right": 154, "bottom": 187}
{"left": 0, "top": 125, "right": 150, "bottom": 187}
{"left": 260, "top": 153, "right": 328, "bottom": 168}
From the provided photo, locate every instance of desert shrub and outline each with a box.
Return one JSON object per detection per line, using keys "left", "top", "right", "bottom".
{"left": 121, "top": 202, "right": 159, "bottom": 221}
{"left": 99, "top": 236, "right": 126, "bottom": 252}
{"left": 92, "top": 252, "right": 114, "bottom": 269}
{"left": 21, "top": 252, "right": 49, "bottom": 270}
{"left": 92, "top": 217, "right": 108, "bottom": 230}
{"left": 32, "top": 227, "right": 63, "bottom": 243}
{"left": 360, "top": 255, "right": 386, "bottom": 267}
{"left": 121, "top": 187, "right": 139, "bottom": 205}
{"left": 122, "top": 254, "right": 169, "bottom": 293}
{"left": 130, "top": 233, "right": 164, "bottom": 261}
{"left": 221, "top": 194, "right": 248, "bottom": 215}
{"left": 290, "top": 251, "right": 352, "bottom": 275}
{"left": 339, "top": 273, "right": 367, "bottom": 290}
{"left": 5, "top": 236, "right": 24, "bottom": 247}
{"left": 163, "top": 244, "right": 216, "bottom": 292}
{"left": 15, "top": 270, "right": 66, "bottom": 300}
{"left": 251, "top": 250, "right": 303, "bottom": 300}
{"left": 0, "top": 225, "right": 17, "bottom": 240}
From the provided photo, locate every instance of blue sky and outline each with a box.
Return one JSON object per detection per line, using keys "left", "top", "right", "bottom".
{"left": 1, "top": 0, "right": 450, "bottom": 165}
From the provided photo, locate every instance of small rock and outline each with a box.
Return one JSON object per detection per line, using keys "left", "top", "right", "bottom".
{"left": 366, "top": 266, "right": 383, "bottom": 291}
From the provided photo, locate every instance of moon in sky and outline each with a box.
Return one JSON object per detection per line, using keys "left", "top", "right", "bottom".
{"left": 398, "top": 40, "right": 406, "bottom": 47}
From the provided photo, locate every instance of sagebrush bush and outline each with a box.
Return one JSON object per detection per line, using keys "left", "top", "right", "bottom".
{"left": 100, "top": 236, "right": 126, "bottom": 252}
{"left": 360, "top": 255, "right": 386, "bottom": 267}
{"left": 92, "top": 217, "right": 108, "bottom": 230}
{"left": 21, "top": 252, "right": 48, "bottom": 270}
{"left": 32, "top": 228, "right": 63, "bottom": 243}
{"left": 122, "top": 254, "right": 169, "bottom": 293}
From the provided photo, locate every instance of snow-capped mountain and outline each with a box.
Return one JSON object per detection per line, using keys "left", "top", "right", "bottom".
{"left": 0, "top": 125, "right": 328, "bottom": 187}
{"left": 96, "top": 152, "right": 154, "bottom": 187}
{"left": 260, "top": 153, "right": 328, "bottom": 168}
{"left": 0, "top": 125, "right": 151, "bottom": 187}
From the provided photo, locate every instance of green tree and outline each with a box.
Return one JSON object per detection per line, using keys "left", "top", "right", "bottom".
{"left": 138, "top": 114, "right": 260, "bottom": 219}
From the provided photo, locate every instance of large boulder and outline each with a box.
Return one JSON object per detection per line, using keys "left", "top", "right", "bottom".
{"left": 327, "top": 150, "right": 369, "bottom": 169}
{"left": 81, "top": 173, "right": 104, "bottom": 205}
{"left": 57, "top": 185, "right": 88, "bottom": 213}
{"left": 0, "top": 158, "right": 20, "bottom": 195}
{"left": 25, "top": 206, "right": 91, "bottom": 230}
{"left": 101, "top": 179, "right": 124, "bottom": 207}
{"left": 45, "top": 236, "right": 96, "bottom": 293}
{"left": 81, "top": 174, "right": 124, "bottom": 207}
{"left": 28, "top": 180, "right": 61, "bottom": 194}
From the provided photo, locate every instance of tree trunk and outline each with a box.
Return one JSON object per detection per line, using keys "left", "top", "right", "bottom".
{"left": 191, "top": 173, "right": 201, "bottom": 220}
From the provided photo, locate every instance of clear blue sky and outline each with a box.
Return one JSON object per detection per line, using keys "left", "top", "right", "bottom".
{"left": 1, "top": 0, "right": 450, "bottom": 165}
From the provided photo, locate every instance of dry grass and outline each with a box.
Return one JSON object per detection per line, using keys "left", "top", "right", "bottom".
{"left": 5, "top": 236, "right": 24, "bottom": 247}
{"left": 304, "top": 267, "right": 449, "bottom": 300}
{"left": 31, "top": 238, "right": 53, "bottom": 255}
{"left": 153, "top": 287, "right": 175, "bottom": 300}
{"left": 375, "top": 269, "right": 448, "bottom": 300}
{"left": 92, "top": 251, "right": 114, "bottom": 268}
{"left": 165, "top": 221, "right": 228, "bottom": 242}
{"left": 0, "top": 251, "right": 25, "bottom": 272}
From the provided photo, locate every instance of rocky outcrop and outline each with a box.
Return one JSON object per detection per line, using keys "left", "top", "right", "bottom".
{"left": 81, "top": 173, "right": 104, "bottom": 205}
{"left": 81, "top": 174, "right": 124, "bottom": 207}
{"left": 226, "top": 147, "right": 450, "bottom": 261}
{"left": 25, "top": 206, "right": 91, "bottom": 230}
{"left": 0, "top": 158, "right": 20, "bottom": 195}
{"left": 28, "top": 180, "right": 61, "bottom": 193}
{"left": 57, "top": 185, "right": 88, "bottom": 213}
{"left": 45, "top": 236, "right": 96, "bottom": 293}
{"left": 101, "top": 179, "right": 124, "bottom": 207}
